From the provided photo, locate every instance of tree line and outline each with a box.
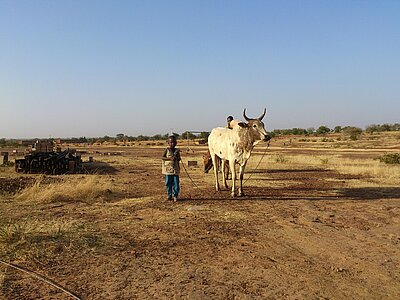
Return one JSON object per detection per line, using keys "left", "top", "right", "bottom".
{"left": 271, "top": 123, "right": 400, "bottom": 137}
{"left": 1, "top": 123, "right": 399, "bottom": 147}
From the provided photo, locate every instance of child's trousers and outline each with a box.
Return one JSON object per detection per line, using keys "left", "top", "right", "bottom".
{"left": 165, "top": 175, "right": 179, "bottom": 198}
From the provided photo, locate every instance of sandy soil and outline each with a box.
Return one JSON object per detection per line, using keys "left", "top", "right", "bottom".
{"left": 1, "top": 145, "right": 399, "bottom": 299}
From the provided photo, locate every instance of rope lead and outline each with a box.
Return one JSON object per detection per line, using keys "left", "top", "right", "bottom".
{"left": 0, "top": 260, "right": 81, "bottom": 300}
{"left": 181, "top": 140, "right": 270, "bottom": 189}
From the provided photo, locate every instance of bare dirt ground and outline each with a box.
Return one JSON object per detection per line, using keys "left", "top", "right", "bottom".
{"left": 1, "top": 141, "right": 400, "bottom": 299}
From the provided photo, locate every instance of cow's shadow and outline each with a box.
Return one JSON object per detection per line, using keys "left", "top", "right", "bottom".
{"left": 181, "top": 186, "right": 400, "bottom": 202}
{"left": 248, "top": 168, "right": 328, "bottom": 174}
{"left": 336, "top": 187, "right": 400, "bottom": 200}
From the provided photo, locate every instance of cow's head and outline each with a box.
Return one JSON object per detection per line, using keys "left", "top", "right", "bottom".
{"left": 240, "top": 108, "right": 271, "bottom": 142}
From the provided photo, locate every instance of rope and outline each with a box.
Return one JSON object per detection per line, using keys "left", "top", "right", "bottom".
{"left": 242, "top": 140, "right": 270, "bottom": 186}
{"left": 180, "top": 140, "right": 270, "bottom": 189}
{"left": 180, "top": 160, "right": 202, "bottom": 190}
{"left": 0, "top": 260, "right": 81, "bottom": 300}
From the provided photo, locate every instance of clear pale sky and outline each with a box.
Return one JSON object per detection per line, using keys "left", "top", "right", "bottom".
{"left": 1, "top": 1, "right": 399, "bottom": 139}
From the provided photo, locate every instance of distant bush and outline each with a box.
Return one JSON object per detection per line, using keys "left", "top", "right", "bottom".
{"left": 321, "top": 137, "right": 334, "bottom": 142}
{"left": 342, "top": 126, "right": 362, "bottom": 140}
{"left": 379, "top": 153, "right": 400, "bottom": 165}
{"left": 272, "top": 128, "right": 307, "bottom": 136}
{"left": 366, "top": 123, "right": 400, "bottom": 133}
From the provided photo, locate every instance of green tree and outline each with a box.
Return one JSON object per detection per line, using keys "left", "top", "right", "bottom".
{"left": 343, "top": 126, "right": 362, "bottom": 140}
{"left": 116, "top": 133, "right": 125, "bottom": 140}
{"left": 291, "top": 128, "right": 307, "bottom": 135}
{"left": 316, "top": 126, "right": 331, "bottom": 135}
{"left": 181, "top": 131, "right": 197, "bottom": 139}
{"left": 333, "top": 126, "right": 342, "bottom": 133}
{"left": 306, "top": 128, "right": 315, "bottom": 135}
{"left": 136, "top": 135, "right": 150, "bottom": 141}
{"left": 152, "top": 134, "right": 163, "bottom": 140}
{"left": 199, "top": 132, "right": 210, "bottom": 140}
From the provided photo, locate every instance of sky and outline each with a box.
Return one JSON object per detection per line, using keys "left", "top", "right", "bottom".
{"left": 1, "top": 0, "right": 399, "bottom": 139}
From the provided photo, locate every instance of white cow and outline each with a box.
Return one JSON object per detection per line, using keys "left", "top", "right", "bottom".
{"left": 208, "top": 108, "right": 271, "bottom": 197}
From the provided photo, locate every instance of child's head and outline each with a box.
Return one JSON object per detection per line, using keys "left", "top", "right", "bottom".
{"left": 227, "top": 115, "right": 234, "bottom": 125}
{"left": 168, "top": 135, "right": 177, "bottom": 148}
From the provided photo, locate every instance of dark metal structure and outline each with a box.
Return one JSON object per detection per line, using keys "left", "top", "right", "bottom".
{"left": 15, "top": 149, "right": 82, "bottom": 174}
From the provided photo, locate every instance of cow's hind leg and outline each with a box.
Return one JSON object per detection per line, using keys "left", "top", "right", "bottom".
{"left": 238, "top": 163, "right": 247, "bottom": 197}
{"left": 221, "top": 159, "right": 229, "bottom": 189}
{"left": 210, "top": 153, "right": 220, "bottom": 191}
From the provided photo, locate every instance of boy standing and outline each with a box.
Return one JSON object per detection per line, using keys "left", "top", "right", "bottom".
{"left": 162, "top": 135, "right": 181, "bottom": 202}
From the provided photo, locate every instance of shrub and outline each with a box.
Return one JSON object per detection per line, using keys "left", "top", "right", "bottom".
{"left": 342, "top": 126, "right": 362, "bottom": 140}
{"left": 379, "top": 153, "right": 400, "bottom": 165}
{"left": 320, "top": 158, "right": 329, "bottom": 165}
{"left": 316, "top": 126, "right": 331, "bottom": 135}
{"left": 275, "top": 154, "right": 288, "bottom": 163}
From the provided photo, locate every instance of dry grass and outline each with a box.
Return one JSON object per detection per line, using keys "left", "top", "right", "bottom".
{"left": 331, "top": 159, "right": 400, "bottom": 184}
{"left": 15, "top": 175, "right": 114, "bottom": 204}
{"left": 0, "top": 219, "right": 102, "bottom": 263}
{"left": 98, "top": 155, "right": 137, "bottom": 166}
{"left": 262, "top": 153, "right": 400, "bottom": 185}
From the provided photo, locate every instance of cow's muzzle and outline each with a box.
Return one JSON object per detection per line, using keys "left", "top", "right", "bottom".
{"left": 263, "top": 135, "right": 271, "bottom": 142}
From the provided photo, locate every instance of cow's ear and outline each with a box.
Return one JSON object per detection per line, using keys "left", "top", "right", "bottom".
{"left": 237, "top": 122, "right": 248, "bottom": 128}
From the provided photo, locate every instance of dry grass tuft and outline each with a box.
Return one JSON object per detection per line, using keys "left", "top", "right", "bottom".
{"left": 16, "top": 175, "right": 113, "bottom": 204}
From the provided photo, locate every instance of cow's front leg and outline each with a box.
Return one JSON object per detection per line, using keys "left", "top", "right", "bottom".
{"left": 229, "top": 160, "right": 236, "bottom": 197}
{"left": 238, "top": 163, "right": 247, "bottom": 197}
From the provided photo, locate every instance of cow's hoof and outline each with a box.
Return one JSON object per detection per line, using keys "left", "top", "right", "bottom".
{"left": 231, "top": 193, "right": 236, "bottom": 198}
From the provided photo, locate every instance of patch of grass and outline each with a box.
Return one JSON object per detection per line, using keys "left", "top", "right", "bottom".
{"left": 0, "top": 220, "right": 103, "bottom": 263}
{"left": 263, "top": 153, "right": 399, "bottom": 186}
{"left": 378, "top": 153, "right": 400, "bottom": 165}
{"left": 16, "top": 175, "right": 113, "bottom": 204}
{"left": 320, "top": 158, "right": 329, "bottom": 165}
{"left": 274, "top": 154, "right": 288, "bottom": 163}
{"left": 0, "top": 223, "right": 28, "bottom": 245}
{"left": 328, "top": 158, "right": 400, "bottom": 185}
{"left": 287, "top": 155, "right": 333, "bottom": 166}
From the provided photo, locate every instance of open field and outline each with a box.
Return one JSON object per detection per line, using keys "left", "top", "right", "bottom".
{"left": 1, "top": 132, "right": 400, "bottom": 299}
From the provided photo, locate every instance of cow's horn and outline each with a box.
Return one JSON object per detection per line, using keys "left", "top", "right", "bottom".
{"left": 243, "top": 108, "right": 251, "bottom": 121}
{"left": 258, "top": 108, "right": 267, "bottom": 121}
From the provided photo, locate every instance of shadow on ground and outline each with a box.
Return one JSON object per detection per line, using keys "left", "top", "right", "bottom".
{"left": 82, "top": 162, "right": 118, "bottom": 175}
{"left": 337, "top": 187, "right": 400, "bottom": 200}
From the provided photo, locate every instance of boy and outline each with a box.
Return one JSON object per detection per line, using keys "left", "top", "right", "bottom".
{"left": 162, "top": 135, "right": 181, "bottom": 202}
{"left": 226, "top": 115, "right": 234, "bottom": 129}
